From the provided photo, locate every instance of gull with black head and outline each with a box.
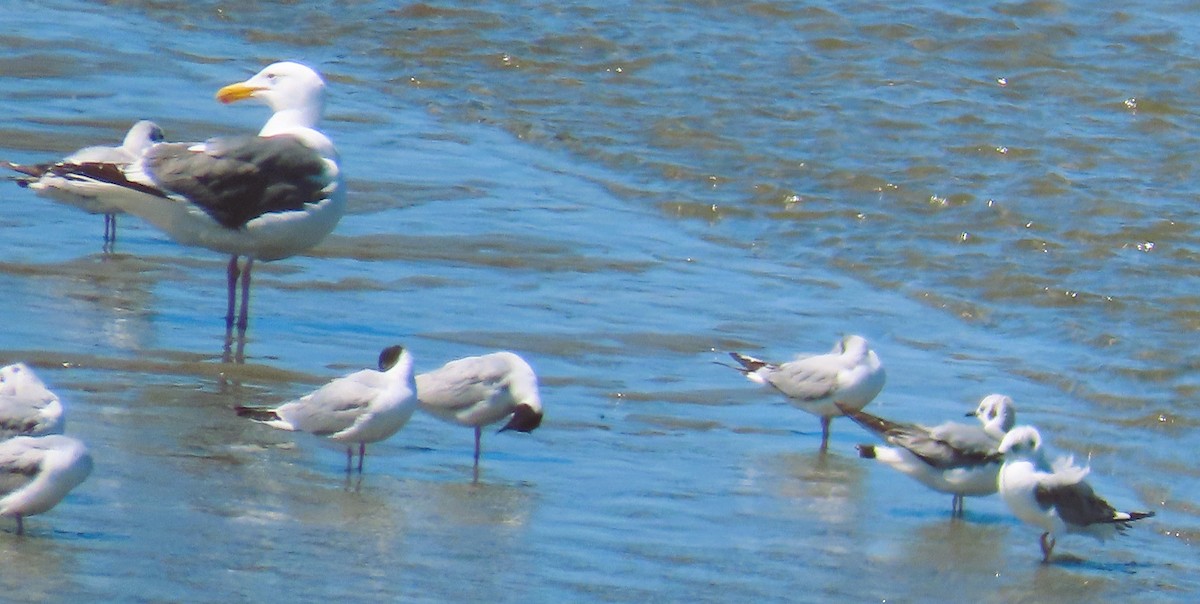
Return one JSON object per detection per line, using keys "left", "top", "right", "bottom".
{"left": 236, "top": 345, "right": 418, "bottom": 473}
{"left": 416, "top": 351, "right": 545, "bottom": 482}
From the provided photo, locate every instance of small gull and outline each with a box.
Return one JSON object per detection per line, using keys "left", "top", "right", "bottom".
{"left": 7, "top": 120, "right": 165, "bottom": 247}
{"left": 997, "top": 425, "right": 1155, "bottom": 562}
{"left": 0, "top": 435, "right": 93, "bottom": 535}
{"left": 416, "top": 351, "right": 545, "bottom": 481}
{"left": 839, "top": 394, "right": 1016, "bottom": 517}
{"left": 40, "top": 62, "right": 344, "bottom": 334}
{"left": 0, "top": 363, "right": 66, "bottom": 439}
{"left": 236, "top": 345, "right": 417, "bottom": 473}
{"left": 725, "top": 334, "right": 886, "bottom": 451}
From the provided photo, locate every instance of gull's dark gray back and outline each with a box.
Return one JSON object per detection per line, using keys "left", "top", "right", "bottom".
{"left": 145, "top": 135, "right": 328, "bottom": 230}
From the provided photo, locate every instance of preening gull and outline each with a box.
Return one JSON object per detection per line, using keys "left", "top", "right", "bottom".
{"left": 0, "top": 363, "right": 66, "bottom": 439}
{"left": 840, "top": 394, "right": 1016, "bottom": 517}
{"left": 0, "top": 435, "right": 93, "bottom": 535}
{"left": 416, "top": 351, "right": 544, "bottom": 481}
{"left": 7, "top": 120, "right": 165, "bottom": 247}
{"left": 236, "top": 345, "right": 417, "bottom": 473}
{"left": 724, "top": 334, "right": 886, "bottom": 451}
{"left": 39, "top": 62, "right": 344, "bottom": 334}
{"left": 997, "top": 425, "right": 1155, "bottom": 562}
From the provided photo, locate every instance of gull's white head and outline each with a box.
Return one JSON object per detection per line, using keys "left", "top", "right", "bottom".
{"left": 971, "top": 393, "right": 1017, "bottom": 436}
{"left": 122, "top": 120, "right": 166, "bottom": 154}
{"left": 836, "top": 334, "right": 870, "bottom": 357}
{"left": 0, "top": 362, "right": 48, "bottom": 396}
{"left": 217, "top": 61, "right": 327, "bottom": 131}
{"left": 998, "top": 425, "right": 1042, "bottom": 458}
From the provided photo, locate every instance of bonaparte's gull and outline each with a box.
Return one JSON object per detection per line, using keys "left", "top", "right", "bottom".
{"left": 0, "top": 435, "right": 93, "bottom": 535}
{"left": 416, "top": 351, "right": 544, "bottom": 481}
{"left": 237, "top": 345, "right": 417, "bottom": 473}
{"left": 7, "top": 120, "right": 165, "bottom": 247}
{"left": 997, "top": 425, "right": 1155, "bottom": 562}
{"left": 840, "top": 394, "right": 1016, "bottom": 516}
{"left": 725, "top": 334, "right": 885, "bottom": 451}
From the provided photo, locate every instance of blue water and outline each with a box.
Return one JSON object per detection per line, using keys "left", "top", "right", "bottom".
{"left": 0, "top": 1, "right": 1195, "bottom": 601}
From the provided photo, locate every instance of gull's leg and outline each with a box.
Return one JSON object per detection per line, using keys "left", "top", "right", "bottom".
{"left": 226, "top": 256, "right": 240, "bottom": 331}
{"left": 357, "top": 443, "right": 366, "bottom": 473}
{"left": 15, "top": 515, "right": 23, "bottom": 536}
{"left": 237, "top": 258, "right": 254, "bottom": 334}
{"left": 1039, "top": 532, "right": 1055, "bottom": 563}
{"left": 345, "top": 447, "right": 353, "bottom": 473}
{"left": 819, "top": 416, "right": 831, "bottom": 452}
{"left": 473, "top": 426, "right": 482, "bottom": 483}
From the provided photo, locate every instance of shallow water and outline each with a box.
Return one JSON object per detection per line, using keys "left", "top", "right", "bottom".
{"left": 0, "top": 0, "right": 1196, "bottom": 601}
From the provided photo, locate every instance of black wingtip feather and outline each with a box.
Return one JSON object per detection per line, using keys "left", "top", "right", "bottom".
{"left": 235, "top": 405, "right": 279, "bottom": 422}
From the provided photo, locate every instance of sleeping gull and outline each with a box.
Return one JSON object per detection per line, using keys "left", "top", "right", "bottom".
{"left": 0, "top": 435, "right": 93, "bottom": 535}
{"left": 724, "top": 334, "right": 886, "bottom": 451}
{"left": 416, "top": 351, "right": 545, "bottom": 481}
{"left": 236, "top": 345, "right": 417, "bottom": 473}
{"left": 39, "top": 62, "right": 344, "bottom": 335}
{"left": 839, "top": 394, "right": 1016, "bottom": 517}
{"left": 997, "top": 425, "right": 1155, "bottom": 562}
{"left": 0, "top": 363, "right": 66, "bottom": 439}
{"left": 7, "top": 120, "right": 165, "bottom": 248}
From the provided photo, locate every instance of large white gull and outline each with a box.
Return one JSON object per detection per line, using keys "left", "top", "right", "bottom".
{"left": 236, "top": 345, "right": 418, "bottom": 473}
{"left": 7, "top": 120, "right": 165, "bottom": 248}
{"left": 416, "top": 351, "right": 545, "bottom": 481}
{"left": 724, "top": 334, "right": 886, "bottom": 451}
{"left": 0, "top": 362, "right": 66, "bottom": 439}
{"left": 997, "top": 425, "right": 1154, "bottom": 562}
{"left": 0, "top": 434, "right": 93, "bottom": 535}
{"left": 840, "top": 393, "right": 1016, "bottom": 517}
{"left": 40, "top": 62, "right": 345, "bottom": 333}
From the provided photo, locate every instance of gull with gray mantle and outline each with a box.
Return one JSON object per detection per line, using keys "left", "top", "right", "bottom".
{"left": 236, "top": 345, "right": 418, "bottom": 473}
{"left": 36, "top": 62, "right": 344, "bottom": 334}
{"left": 839, "top": 393, "right": 1017, "bottom": 517}
{"left": 416, "top": 351, "right": 544, "bottom": 482}
{"left": 724, "top": 334, "right": 886, "bottom": 451}
{"left": 997, "top": 425, "right": 1154, "bottom": 562}
{"left": 7, "top": 119, "right": 165, "bottom": 248}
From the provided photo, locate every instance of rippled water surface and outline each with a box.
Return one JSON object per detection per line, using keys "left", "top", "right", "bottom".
{"left": 1, "top": 1, "right": 1197, "bottom": 601}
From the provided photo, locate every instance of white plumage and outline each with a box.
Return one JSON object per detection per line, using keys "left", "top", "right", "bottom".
{"left": 0, "top": 363, "right": 66, "bottom": 439}
{"left": 0, "top": 435, "right": 93, "bottom": 535}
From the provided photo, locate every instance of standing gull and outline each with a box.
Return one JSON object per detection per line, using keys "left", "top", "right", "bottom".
{"left": 416, "top": 351, "right": 545, "bottom": 481}
{"left": 725, "top": 334, "right": 886, "bottom": 451}
{"left": 236, "top": 345, "right": 417, "bottom": 473}
{"left": 839, "top": 394, "right": 1016, "bottom": 517}
{"left": 0, "top": 435, "right": 93, "bottom": 535}
{"left": 0, "top": 363, "right": 66, "bottom": 439}
{"left": 40, "top": 62, "right": 344, "bottom": 335}
{"left": 7, "top": 120, "right": 165, "bottom": 249}
{"left": 997, "top": 425, "right": 1155, "bottom": 562}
